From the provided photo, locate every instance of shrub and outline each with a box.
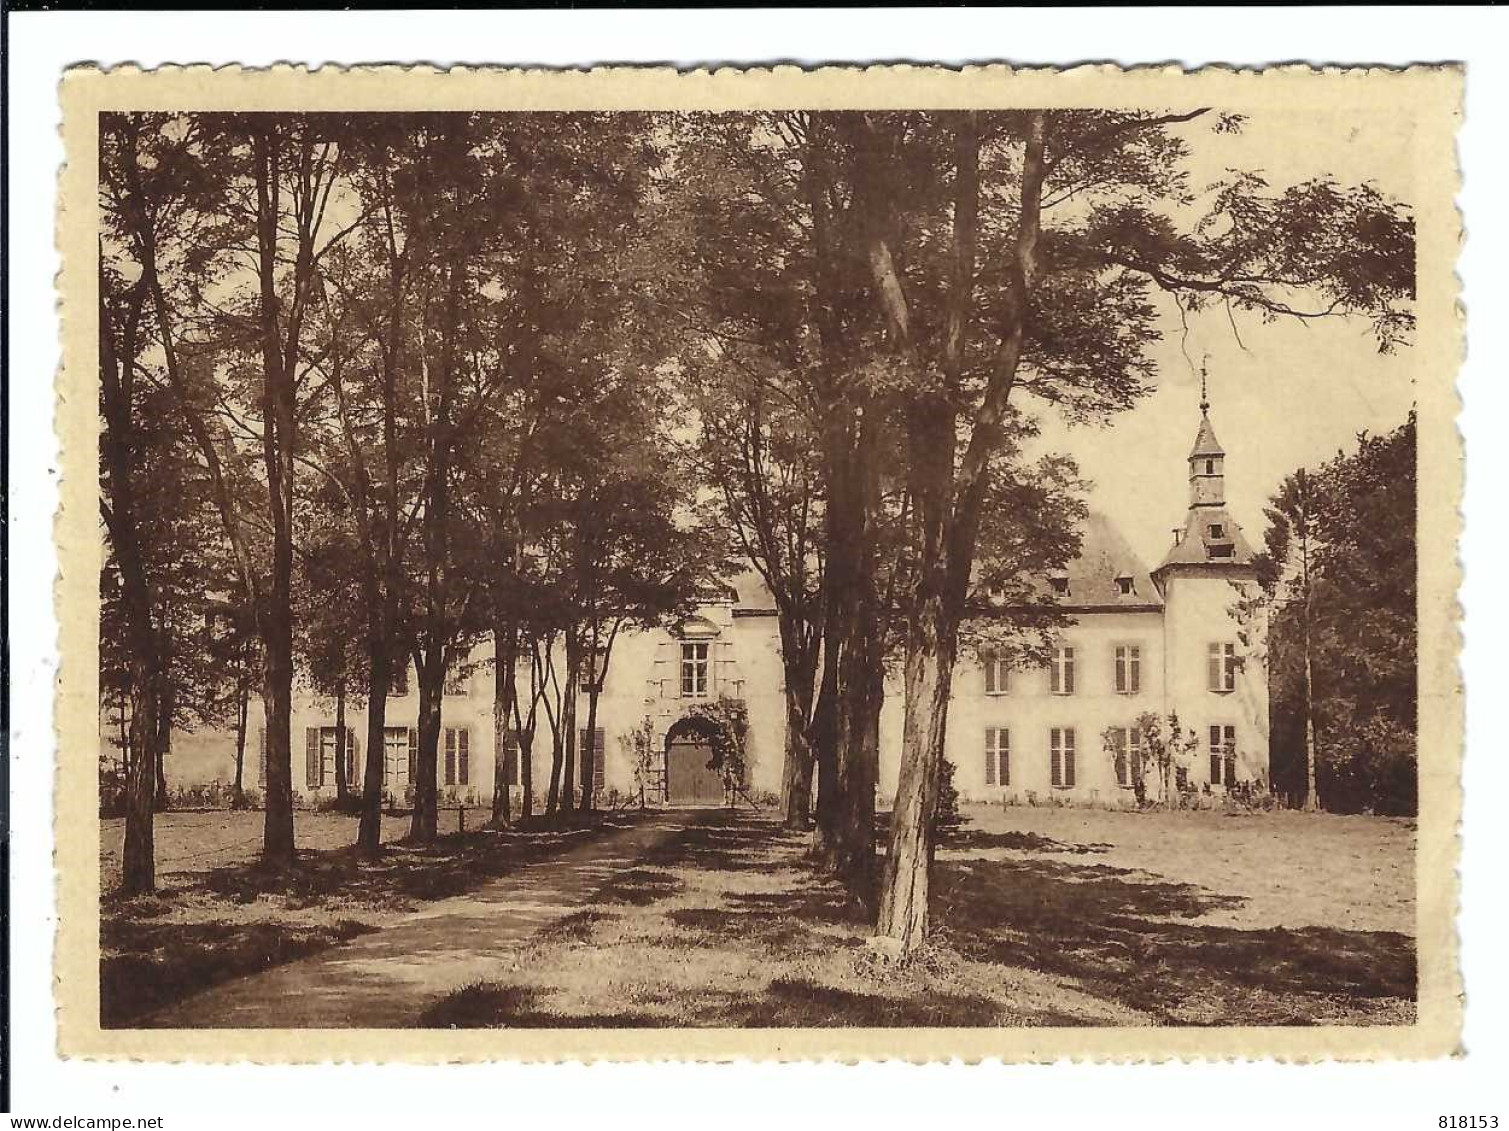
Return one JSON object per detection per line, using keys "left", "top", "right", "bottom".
{"left": 934, "top": 759, "right": 962, "bottom": 842}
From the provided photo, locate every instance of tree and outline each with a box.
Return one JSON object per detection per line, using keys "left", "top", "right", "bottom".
{"left": 1261, "top": 414, "right": 1417, "bottom": 814}
{"left": 827, "top": 109, "right": 1415, "bottom": 952}
{"left": 1257, "top": 469, "right": 1324, "bottom": 810}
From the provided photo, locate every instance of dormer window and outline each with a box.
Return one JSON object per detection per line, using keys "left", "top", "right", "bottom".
{"left": 1115, "top": 574, "right": 1135, "bottom": 596}
{"left": 1048, "top": 571, "right": 1070, "bottom": 597}
{"left": 1208, "top": 522, "right": 1225, "bottom": 540}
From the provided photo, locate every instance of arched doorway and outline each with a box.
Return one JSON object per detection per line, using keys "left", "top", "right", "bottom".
{"left": 664, "top": 717, "right": 726, "bottom": 805}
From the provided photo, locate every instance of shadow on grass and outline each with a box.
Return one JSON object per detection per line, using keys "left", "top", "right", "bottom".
{"left": 933, "top": 842, "right": 1416, "bottom": 1025}
{"left": 422, "top": 806, "right": 1415, "bottom": 1029}
{"left": 100, "top": 812, "right": 648, "bottom": 1028}
{"left": 100, "top": 917, "right": 373, "bottom": 1028}
{"left": 418, "top": 981, "right": 665, "bottom": 1029}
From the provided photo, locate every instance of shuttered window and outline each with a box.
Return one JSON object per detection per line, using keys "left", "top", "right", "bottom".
{"left": 407, "top": 726, "right": 418, "bottom": 781}
{"left": 983, "top": 655, "right": 1010, "bottom": 696}
{"left": 304, "top": 727, "right": 321, "bottom": 789}
{"left": 1050, "top": 727, "right": 1076, "bottom": 789}
{"left": 1114, "top": 645, "right": 1141, "bottom": 694}
{"left": 580, "top": 727, "right": 606, "bottom": 792}
{"left": 499, "top": 729, "right": 520, "bottom": 787}
{"left": 1209, "top": 725, "right": 1237, "bottom": 786}
{"left": 257, "top": 726, "right": 266, "bottom": 786}
{"left": 985, "top": 727, "right": 1009, "bottom": 786}
{"left": 1208, "top": 642, "right": 1237, "bottom": 692}
{"left": 1050, "top": 646, "right": 1075, "bottom": 695}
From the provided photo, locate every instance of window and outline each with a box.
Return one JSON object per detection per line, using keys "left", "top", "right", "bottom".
{"left": 1115, "top": 575, "right": 1135, "bottom": 596}
{"left": 1050, "top": 727, "right": 1076, "bottom": 788}
{"left": 1205, "top": 459, "right": 1216, "bottom": 475}
{"left": 1209, "top": 542, "right": 1234, "bottom": 558}
{"left": 580, "top": 727, "right": 606, "bottom": 793}
{"left": 444, "top": 662, "right": 469, "bottom": 697}
{"left": 1114, "top": 644, "right": 1142, "bottom": 695}
{"left": 1209, "top": 724, "right": 1237, "bottom": 786}
{"left": 584, "top": 646, "right": 609, "bottom": 693}
{"left": 1207, "top": 642, "right": 1238, "bottom": 692}
{"left": 1048, "top": 574, "right": 1070, "bottom": 596}
{"left": 499, "top": 730, "right": 520, "bottom": 787}
{"left": 983, "top": 654, "right": 1010, "bottom": 696}
{"left": 1208, "top": 522, "right": 1226, "bottom": 540}
{"left": 444, "top": 726, "right": 470, "bottom": 786}
{"left": 388, "top": 666, "right": 409, "bottom": 696}
{"left": 383, "top": 727, "right": 411, "bottom": 785}
{"left": 985, "top": 728, "right": 1010, "bottom": 787}
{"left": 1050, "top": 645, "right": 1076, "bottom": 695}
{"left": 317, "top": 726, "right": 356, "bottom": 786}
{"left": 681, "top": 642, "right": 710, "bottom": 698}
{"left": 1109, "top": 726, "right": 1141, "bottom": 788}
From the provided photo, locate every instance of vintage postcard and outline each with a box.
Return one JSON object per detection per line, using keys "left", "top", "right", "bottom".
{"left": 55, "top": 63, "right": 1462, "bottom": 1062}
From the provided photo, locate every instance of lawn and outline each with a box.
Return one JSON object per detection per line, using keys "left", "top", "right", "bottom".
{"left": 99, "top": 808, "right": 641, "bottom": 1026}
{"left": 422, "top": 803, "right": 1416, "bottom": 1029}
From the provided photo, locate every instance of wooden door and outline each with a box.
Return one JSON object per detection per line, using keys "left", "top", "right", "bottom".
{"left": 665, "top": 737, "right": 724, "bottom": 804}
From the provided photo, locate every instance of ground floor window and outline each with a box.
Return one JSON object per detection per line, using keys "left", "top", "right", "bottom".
{"left": 1108, "top": 726, "right": 1141, "bottom": 788}
{"left": 383, "top": 726, "right": 413, "bottom": 786}
{"left": 1050, "top": 727, "right": 1076, "bottom": 788}
{"left": 985, "top": 727, "right": 1010, "bottom": 786}
{"left": 444, "top": 726, "right": 471, "bottom": 787}
{"left": 1209, "top": 724, "right": 1237, "bottom": 786}
{"left": 499, "top": 730, "right": 520, "bottom": 787}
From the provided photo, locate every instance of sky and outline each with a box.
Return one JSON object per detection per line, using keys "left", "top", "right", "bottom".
{"left": 1026, "top": 104, "right": 1419, "bottom": 569}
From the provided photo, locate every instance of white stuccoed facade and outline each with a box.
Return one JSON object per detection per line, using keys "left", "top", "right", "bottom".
{"left": 148, "top": 401, "right": 1270, "bottom": 809}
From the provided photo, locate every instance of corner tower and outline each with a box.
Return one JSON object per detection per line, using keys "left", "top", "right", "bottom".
{"left": 1151, "top": 375, "right": 1269, "bottom": 794}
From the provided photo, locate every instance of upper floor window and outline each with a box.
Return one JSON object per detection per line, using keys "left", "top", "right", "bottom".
{"left": 681, "top": 642, "right": 710, "bottom": 698}
{"left": 584, "top": 646, "right": 609, "bottom": 693}
{"left": 1115, "top": 574, "right": 1136, "bottom": 596}
{"left": 388, "top": 665, "right": 409, "bottom": 697}
{"left": 1208, "top": 522, "right": 1225, "bottom": 540}
{"left": 1048, "top": 574, "right": 1071, "bottom": 597}
{"left": 444, "top": 661, "right": 469, "bottom": 697}
{"left": 1050, "top": 645, "right": 1076, "bottom": 695}
{"left": 1114, "top": 644, "right": 1142, "bottom": 695}
{"left": 1207, "top": 642, "right": 1238, "bottom": 692}
{"left": 983, "top": 654, "right": 1010, "bottom": 696}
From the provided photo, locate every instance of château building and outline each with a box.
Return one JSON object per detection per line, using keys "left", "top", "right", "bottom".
{"left": 145, "top": 395, "right": 1270, "bottom": 810}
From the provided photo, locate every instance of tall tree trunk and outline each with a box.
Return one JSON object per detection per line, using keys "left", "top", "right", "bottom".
{"left": 334, "top": 678, "right": 349, "bottom": 802}
{"left": 411, "top": 653, "right": 443, "bottom": 842}
{"left": 876, "top": 600, "right": 956, "bottom": 949}
{"left": 493, "top": 618, "right": 517, "bottom": 827}
{"left": 359, "top": 648, "right": 391, "bottom": 853}
{"left": 99, "top": 268, "right": 160, "bottom": 895}
{"left": 253, "top": 126, "right": 298, "bottom": 870}
{"left": 233, "top": 676, "right": 248, "bottom": 808}
{"left": 559, "top": 640, "right": 580, "bottom": 826}
{"left": 778, "top": 625, "right": 817, "bottom": 830}
{"left": 154, "top": 684, "right": 172, "bottom": 811}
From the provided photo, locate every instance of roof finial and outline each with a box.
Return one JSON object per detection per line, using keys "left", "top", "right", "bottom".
{"left": 1199, "top": 356, "right": 1210, "bottom": 416}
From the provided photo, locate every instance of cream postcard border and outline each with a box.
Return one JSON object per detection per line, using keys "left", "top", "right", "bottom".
{"left": 54, "top": 62, "right": 1464, "bottom": 1062}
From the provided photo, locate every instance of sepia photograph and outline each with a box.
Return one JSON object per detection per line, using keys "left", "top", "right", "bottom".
{"left": 52, "top": 63, "right": 1462, "bottom": 1062}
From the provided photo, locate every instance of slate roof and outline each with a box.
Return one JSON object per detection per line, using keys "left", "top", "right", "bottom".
{"left": 1155, "top": 505, "right": 1257, "bottom": 573}
{"left": 1189, "top": 411, "right": 1225, "bottom": 459}
{"left": 1047, "top": 511, "right": 1163, "bottom": 610}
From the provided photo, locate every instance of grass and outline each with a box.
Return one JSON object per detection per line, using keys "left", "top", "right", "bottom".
{"left": 99, "top": 808, "right": 642, "bottom": 1027}
{"left": 419, "top": 803, "right": 1416, "bottom": 1029}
